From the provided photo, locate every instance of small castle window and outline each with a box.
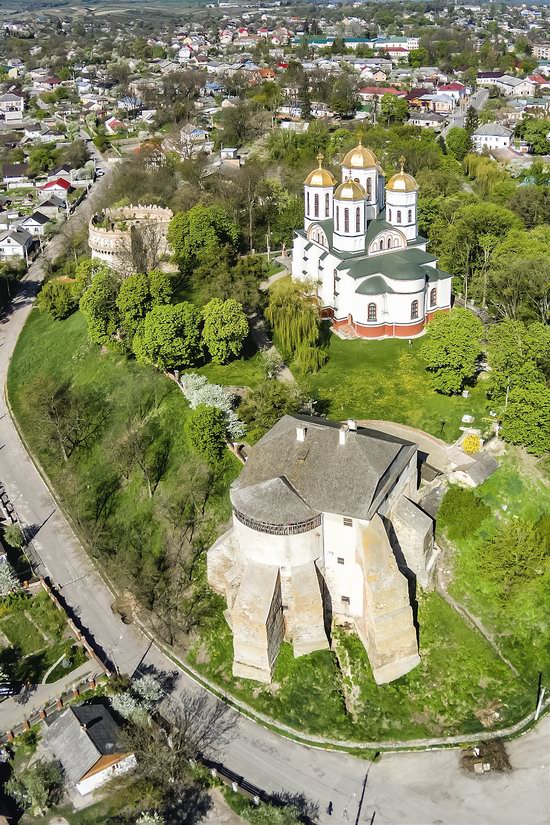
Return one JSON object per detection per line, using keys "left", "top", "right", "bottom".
{"left": 341, "top": 595, "right": 350, "bottom": 604}
{"left": 325, "top": 192, "right": 330, "bottom": 217}
{"left": 408, "top": 208, "right": 413, "bottom": 223}
{"left": 314, "top": 193, "right": 319, "bottom": 217}
{"left": 368, "top": 303, "right": 377, "bottom": 321}
{"left": 337, "top": 557, "right": 345, "bottom": 565}
{"left": 343, "top": 517, "right": 353, "bottom": 527}
{"left": 430, "top": 287, "right": 437, "bottom": 307}
{"left": 344, "top": 208, "right": 349, "bottom": 233}
{"left": 397, "top": 210, "right": 402, "bottom": 224}
{"left": 355, "top": 207, "right": 360, "bottom": 233}
{"left": 411, "top": 299, "right": 419, "bottom": 320}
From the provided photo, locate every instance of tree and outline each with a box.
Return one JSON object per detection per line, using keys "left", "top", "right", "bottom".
{"left": 31, "top": 378, "right": 109, "bottom": 463}
{"left": 191, "top": 250, "right": 265, "bottom": 309}
{"left": 501, "top": 382, "right": 550, "bottom": 455}
{"left": 3, "top": 523, "right": 24, "bottom": 549}
{"left": 6, "top": 760, "right": 64, "bottom": 816}
{"left": 201, "top": 298, "right": 249, "bottom": 364}
{"left": 294, "top": 345, "right": 327, "bottom": 374}
{"left": 464, "top": 105, "right": 479, "bottom": 135}
{"left": 265, "top": 280, "right": 319, "bottom": 356}
{"left": 329, "top": 75, "right": 359, "bottom": 117}
{"left": 248, "top": 804, "right": 303, "bottom": 825}
{"left": 380, "top": 94, "right": 408, "bottom": 125}
{"left": 445, "top": 127, "right": 472, "bottom": 161}
{"left": 37, "top": 279, "right": 77, "bottom": 320}
{"left": 479, "top": 519, "right": 549, "bottom": 601}
{"left": 167, "top": 205, "right": 240, "bottom": 273}
{"left": 187, "top": 405, "right": 227, "bottom": 464}
{"left": 437, "top": 485, "right": 490, "bottom": 541}
{"left": 486, "top": 320, "right": 550, "bottom": 404}
{"left": 116, "top": 273, "right": 152, "bottom": 339}
{"left": 239, "top": 380, "right": 306, "bottom": 439}
{"left": 0, "top": 558, "right": 21, "bottom": 596}
{"left": 79, "top": 269, "right": 121, "bottom": 345}
{"left": 408, "top": 47, "right": 429, "bottom": 68}
{"left": 421, "top": 308, "right": 483, "bottom": 394}
{"left": 132, "top": 302, "right": 202, "bottom": 370}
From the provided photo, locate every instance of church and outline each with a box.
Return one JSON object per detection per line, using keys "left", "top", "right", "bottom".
{"left": 291, "top": 142, "right": 452, "bottom": 339}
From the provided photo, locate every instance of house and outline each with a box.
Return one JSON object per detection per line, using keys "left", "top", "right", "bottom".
{"left": 43, "top": 704, "right": 136, "bottom": 796}
{"left": 497, "top": 75, "right": 536, "bottom": 98}
{"left": 359, "top": 86, "right": 406, "bottom": 102}
{"left": 450, "top": 453, "right": 498, "bottom": 487}
{"left": 35, "top": 194, "right": 65, "bottom": 218}
{"left": 472, "top": 123, "right": 513, "bottom": 152}
{"left": 2, "top": 163, "right": 30, "bottom": 189}
{"left": 292, "top": 144, "right": 451, "bottom": 339}
{"left": 208, "top": 414, "right": 435, "bottom": 685}
{"left": 408, "top": 111, "right": 446, "bottom": 130}
{"left": 437, "top": 82, "right": 467, "bottom": 102}
{"left": 18, "top": 211, "right": 49, "bottom": 237}
{"left": 477, "top": 71, "right": 504, "bottom": 87}
{"left": 0, "top": 228, "right": 32, "bottom": 261}
{"left": 39, "top": 178, "right": 72, "bottom": 197}
{"left": 0, "top": 93, "right": 24, "bottom": 123}
{"left": 105, "top": 116, "right": 126, "bottom": 135}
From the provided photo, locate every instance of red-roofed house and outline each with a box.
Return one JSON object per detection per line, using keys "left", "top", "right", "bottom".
{"left": 40, "top": 177, "right": 71, "bottom": 197}
{"left": 105, "top": 116, "right": 126, "bottom": 134}
{"left": 386, "top": 46, "right": 409, "bottom": 61}
{"left": 528, "top": 73, "right": 550, "bottom": 89}
{"left": 438, "top": 82, "right": 467, "bottom": 101}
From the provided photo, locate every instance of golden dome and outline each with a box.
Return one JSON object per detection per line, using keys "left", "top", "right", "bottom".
{"left": 342, "top": 140, "right": 378, "bottom": 169}
{"left": 386, "top": 155, "right": 418, "bottom": 193}
{"left": 304, "top": 153, "right": 336, "bottom": 187}
{"left": 334, "top": 180, "right": 365, "bottom": 201}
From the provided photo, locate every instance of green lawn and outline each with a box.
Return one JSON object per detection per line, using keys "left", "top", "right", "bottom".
{"left": 189, "top": 591, "right": 529, "bottom": 742}
{"left": 1, "top": 612, "right": 44, "bottom": 655}
{"left": 298, "top": 333, "right": 489, "bottom": 443}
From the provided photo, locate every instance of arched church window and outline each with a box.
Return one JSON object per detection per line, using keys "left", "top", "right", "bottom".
{"left": 336, "top": 206, "right": 339, "bottom": 231}
{"left": 368, "top": 303, "right": 377, "bottom": 321}
{"left": 325, "top": 192, "right": 330, "bottom": 217}
{"left": 355, "top": 207, "right": 360, "bottom": 233}
{"left": 366, "top": 179, "right": 372, "bottom": 199}
{"left": 344, "top": 208, "right": 349, "bottom": 233}
{"left": 314, "top": 193, "right": 319, "bottom": 217}
{"left": 306, "top": 192, "right": 310, "bottom": 213}
{"left": 430, "top": 287, "right": 437, "bottom": 307}
{"left": 397, "top": 210, "right": 402, "bottom": 224}
{"left": 354, "top": 177, "right": 360, "bottom": 184}
{"left": 388, "top": 208, "right": 392, "bottom": 221}
{"left": 379, "top": 239, "right": 384, "bottom": 251}
{"left": 411, "top": 299, "right": 419, "bottom": 320}
{"left": 408, "top": 209, "right": 413, "bottom": 223}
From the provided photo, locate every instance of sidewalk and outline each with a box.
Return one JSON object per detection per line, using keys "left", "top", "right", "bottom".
{"left": 0, "top": 660, "right": 100, "bottom": 730}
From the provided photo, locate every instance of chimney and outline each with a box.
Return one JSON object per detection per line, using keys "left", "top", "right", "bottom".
{"left": 339, "top": 424, "right": 349, "bottom": 445}
{"left": 296, "top": 425, "right": 307, "bottom": 442}
{"left": 347, "top": 419, "right": 357, "bottom": 432}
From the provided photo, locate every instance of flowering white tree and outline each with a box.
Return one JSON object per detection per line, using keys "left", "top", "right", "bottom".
{"left": 110, "top": 691, "right": 146, "bottom": 724}
{"left": 0, "top": 559, "right": 21, "bottom": 596}
{"left": 133, "top": 673, "right": 164, "bottom": 712}
{"left": 178, "top": 373, "right": 245, "bottom": 439}
{"left": 136, "top": 813, "right": 165, "bottom": 825}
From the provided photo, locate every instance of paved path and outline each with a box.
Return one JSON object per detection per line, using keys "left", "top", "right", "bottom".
{"left": 442, "top": 87, "right": 489, "bottom": 138}
{"left": 0, "top": 166, "right": 548, "bottom": 825}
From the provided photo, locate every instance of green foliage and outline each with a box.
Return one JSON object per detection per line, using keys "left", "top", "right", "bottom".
{"left": 239, "top": 380, "right": 306, "bottom": 440}
{"left": 329, "top": 75, "right": 359, "bottom": 117}
{"left": 201, "top": 298, "right": 249, "bottom": 364}
{"left": 2, "top": 523, "right": 24, "bottom": 549}
{"left": 445, "top": 127, "right": 471, "bottom": 161}
{"left": 167, "top": 204, "right": 240, "bottom": 273}
{"left": 478, "top": 518, "right": 548, "bottom": 602}
{"left": 38, "top": 279, "right": 77, "bottom": 321}
{"left": 72, "top": 258, "right": 112, "bottom": 301}
{"left": 293, "top": 345, "right": 328, "bottom": 374}
{"left": 502, "top": 382, "right": 550, "bottom": 456}
{"left": 79, "top": 269, "right": 121, "bottom": 345}
{"left": 421, "top": 308, "right": 483, "bottom": 395}
{"left": 247, "top": 804, "right": 303, "bottom": 825}
{"left": 187, "top": 404, "right": 227, "bottom": 464}
{"left": 265, "top": 280, "right": 319, "bottom": 357}
{"left": 464, "top": 105, "right": 479, "bottom": 135}
{"left": 437, "top": 485, "right": 491, "bottom": 541}
{"left": 116, "top": 273, "right": 152, "bottom": 338}
{"left": 379, "top": 93, "right": 408, "bottom": 125}
{"left": 516, "top": 117, "right": 550, "bottom": 155}
{"left": 408, "top": 47, "right": 428, "bottom": 68}
{"left": 6, "top": 759, "right": 64, "bottom": 815}
{"left": 487, "top": 320, "right": 550, "bottom": 403}
{"left": 132, "top": 302, "right": 202, "bottom": 370}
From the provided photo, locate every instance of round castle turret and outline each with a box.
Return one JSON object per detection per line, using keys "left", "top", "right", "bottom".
{"left": 88, "top": 204, "right": 173, "bottom": 271}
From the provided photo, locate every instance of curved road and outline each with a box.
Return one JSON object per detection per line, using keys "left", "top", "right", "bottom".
{"left": 0, "top": 177, "right": 548, "bottom": 825}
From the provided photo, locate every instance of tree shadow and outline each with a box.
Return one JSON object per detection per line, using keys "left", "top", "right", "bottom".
{"left": 163, "top": 782, "right": 213, "bottom": 825}
{"left": 134, "top": 662, "right": 179, "bottom": 697}
{"left": 271, "top": 790, "right": 320, "bottom": 824}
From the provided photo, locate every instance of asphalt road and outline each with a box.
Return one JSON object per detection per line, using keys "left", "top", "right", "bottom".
{"left": 0, "top": 168, "right": 548, "bottom": 825}
{"left": 442, "top": 87, "right": 489, "bottom": 137}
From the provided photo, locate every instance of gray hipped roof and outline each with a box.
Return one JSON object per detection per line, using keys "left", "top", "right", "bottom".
{"left": 44, "top": 704, "right": 126, "bottom": 784}
{"left": 231, "top": 415, "right": 416, "bottom": 524}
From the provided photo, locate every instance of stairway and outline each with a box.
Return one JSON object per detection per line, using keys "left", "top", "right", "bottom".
{"left": 334, "top": 322, "right": 360, "bottom": 340}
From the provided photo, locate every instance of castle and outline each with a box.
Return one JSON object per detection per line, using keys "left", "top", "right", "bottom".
{"left": 207, "top": 415, "right": 437, "bottom": 685}
{"left": 88, "top": 204, "right": 172, "bottom": 274}
{"left": 291, "top": 143, "right": 452, "bottom": 339}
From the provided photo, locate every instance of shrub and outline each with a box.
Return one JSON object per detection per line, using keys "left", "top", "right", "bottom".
{"left": 437, "top": 485, "right": 491, "bottom": 541}
{"left": 462, "top": 434, "right": 481, "bottom": 454}
{"left": 187, "top": 404, "right": 227, "bottom": 464}
{"left": 37, "top": 279, "right": 77, "bottom": 320}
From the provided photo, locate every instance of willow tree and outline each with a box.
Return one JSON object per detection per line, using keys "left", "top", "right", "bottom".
{"left": 265, "top": 279, "right": 319, "bottom": 356}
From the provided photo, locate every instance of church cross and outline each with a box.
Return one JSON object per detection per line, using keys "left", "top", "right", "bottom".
{"left": 399, "top": 155, "right": 406, "bottom": 172}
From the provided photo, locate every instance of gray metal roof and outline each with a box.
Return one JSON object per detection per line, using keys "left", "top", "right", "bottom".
{"left": 231, "top": 415, "right": 417, "bottom": 524}
{"left": 44, "top": 704, "right": 126, "bottom": 784}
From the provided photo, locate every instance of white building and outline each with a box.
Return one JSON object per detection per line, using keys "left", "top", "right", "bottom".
{"left": 291, "top": 143, "right": 452, "bottom": 339}
{"left": 0, "top": 93, "right": 24, "bottom": 123}
{"left": 472, "top": 123, "right": 513, "bottom": 152}
{"left": 208, "top": 416, "right": 436, "bottom": 685}
{"left": 0, "top": 228, "right": 32, "bottom": 261}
